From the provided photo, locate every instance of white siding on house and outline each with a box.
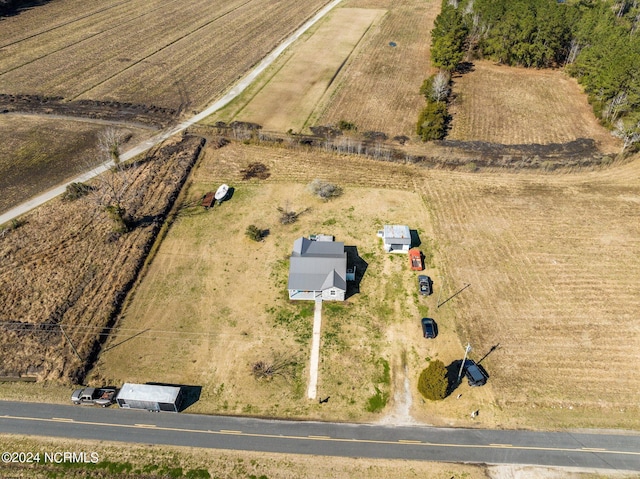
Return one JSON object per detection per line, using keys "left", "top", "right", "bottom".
{"left": 322, "top": 287, "right": 345, "bottom": 301}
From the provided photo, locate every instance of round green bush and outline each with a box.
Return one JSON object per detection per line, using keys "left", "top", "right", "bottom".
{"left": 417, "top": 359, "right": 448, "bottom": 401}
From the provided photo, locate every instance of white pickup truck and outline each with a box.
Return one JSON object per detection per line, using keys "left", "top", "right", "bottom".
{"left": 70, "top": 387, "right": 117, "bottom": 407}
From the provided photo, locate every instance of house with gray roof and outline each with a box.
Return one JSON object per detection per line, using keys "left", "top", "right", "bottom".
{"left": 287, "top": 236, "right": 349, "bottom": 301}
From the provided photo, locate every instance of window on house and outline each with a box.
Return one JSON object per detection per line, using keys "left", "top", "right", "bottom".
{"left": 330, "top": 290, "right": 336, "bottom": 296}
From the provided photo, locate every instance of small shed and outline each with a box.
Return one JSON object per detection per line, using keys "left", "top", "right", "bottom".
{"left": 378, "top": 225, "right": 411, "bottom": 253}
{"left": 116, "top": 383, "right": 183, "bottom": 412}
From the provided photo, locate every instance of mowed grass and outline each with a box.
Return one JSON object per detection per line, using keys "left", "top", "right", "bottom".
{"left": 95, "top": 142, "right": 439, "bottom": 421}
{"left": 448, "top": 61, "right": 620, "bottom": 151}
{"left": 0, "top": 0, "right": 331, "bottom": 111}
{"left": 216, "top": 7, "right": 386, "bottom": 132}
{"left": 0, "top": 115, "right": 150, "bottom": 214}
{"left": 311, "top": 0, "right": 439, "bottom": 137}
{"left": 98, "top": 142, "right": 640, "bottom": 430}
{"left": 421, "top": 154, "right": 640, "bottom": 429}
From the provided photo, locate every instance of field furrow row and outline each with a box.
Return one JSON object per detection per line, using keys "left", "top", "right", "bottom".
{"left": 0, "top": 0, "right": 181, "bottom": 74}
{"left": 0, "top": 0, "right": 332, "bottom": 111}
{"left": 420, "top": 164, "right": 640, "bottom": 410}
{"left": 315, "top": 0, "right": 436, "bottom": 137}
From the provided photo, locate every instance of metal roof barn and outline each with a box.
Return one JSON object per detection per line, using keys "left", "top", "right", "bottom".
{"left": 381, "top": 225, "right": 411, "bottom": 253}
{"left": 116, "top": 383, "right": 183, "bottom": 413}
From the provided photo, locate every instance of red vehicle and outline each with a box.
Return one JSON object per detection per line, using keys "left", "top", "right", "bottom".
{"left": 409, "top": 249, "right": 423, "bottom": 271}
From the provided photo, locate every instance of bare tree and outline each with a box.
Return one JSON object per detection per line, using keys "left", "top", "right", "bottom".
{"left": 614, "top": 0, "right": 628, "bottom": 17}
{"left": 565, "top": 38, "right": 582, "bottom": 65}
{"left": 603, "top": 91, "right": 629, "bottom": 123}
{"left": 464, "top": 0, "right": 474, "bottom": 15}
{"left": 90, "top": 128, "right": 136, "bottom": 232}
{"left": 632, "top": 10, "right": 640, "bottom": 35}
{"left": 277, "top": 201, "right": 309, "bottom": 225}
{"left": 252, "top": 353, "right": 297, "bottom": 381}
{"left": 97, "top": 127, "right": 129, "bottom": 164}
{"left": 432, "top": 70, "right": 451, "bottom": 102}
{"left": 613, "top": 119, "right": 640, "bottom": 154}
{"left": 308, "top": 179, "right": 343, "bottom": 200}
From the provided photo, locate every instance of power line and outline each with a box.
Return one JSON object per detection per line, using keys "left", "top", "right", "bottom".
{"left": 0, "top": 321, "right": 284, "bottom": 342}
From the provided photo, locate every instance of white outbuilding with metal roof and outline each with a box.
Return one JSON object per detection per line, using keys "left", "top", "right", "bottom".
{"left": 116, "top": 383, "right": 183, "bottom": 412}
{"left": 378, "top": 224, "right": 411, "bottom": 253}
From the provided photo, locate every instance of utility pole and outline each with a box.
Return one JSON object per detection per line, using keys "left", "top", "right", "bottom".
{"left": 60, "top": 325, "right": 82, "bottom": 362}
{"left": 457, "top": 343, "right": 472, "bottom": 383}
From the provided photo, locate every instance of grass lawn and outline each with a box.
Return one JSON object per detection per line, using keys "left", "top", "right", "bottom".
{"left": 94, "top": 142, "right": 441, "bottom": 422}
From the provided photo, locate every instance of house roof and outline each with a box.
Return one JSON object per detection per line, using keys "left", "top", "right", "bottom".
{"left": 321, "top": 269, "right": 347, "bottom": 291}
{"left": 292, "top": 237, "right": 343, "bottom": 256}
{"left": 116, "top": 383, "right": 181, "bottom": 403}
{"left": 383, "top": 225, "right": 411, "bottom": 244}
{"left": 288, "top": 237, "right": 347, "bottom": 292}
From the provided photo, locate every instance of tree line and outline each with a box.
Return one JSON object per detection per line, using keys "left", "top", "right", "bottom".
{"left": 423, "top": 0, "right": 640, "bottom": 151}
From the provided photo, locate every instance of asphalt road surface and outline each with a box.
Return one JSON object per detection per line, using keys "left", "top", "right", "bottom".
{"left": 1, "top": 401, "right": 639, "bottom": 472}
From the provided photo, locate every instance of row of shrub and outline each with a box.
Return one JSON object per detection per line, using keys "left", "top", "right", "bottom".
{"left": 416, "top": 71, "right": 451, "bottom": 141}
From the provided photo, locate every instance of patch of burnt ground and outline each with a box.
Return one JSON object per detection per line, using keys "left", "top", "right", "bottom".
{"left": 240, "top": 162, "right": 271, "bottom": 180}
{"left": 189, "top": 123, "right": 610, "bottom": 170}
{"left": 435, "top": 138, "right": 605, "bottom": 169}
{"left": 0, "top": 93, "right": 177, "bottom": 128}
{"left": 0, "top": 0, "right": 53, "bottom": 17}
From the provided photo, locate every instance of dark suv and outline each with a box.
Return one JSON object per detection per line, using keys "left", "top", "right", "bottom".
{"left": 421, "top": 317, "right": 437, "bottom": 339}
{"left": 418, "top": 275, "right": 432, "bottom": 296}
{"left": 464, "top": 359, "right": 488, "bottom": 386}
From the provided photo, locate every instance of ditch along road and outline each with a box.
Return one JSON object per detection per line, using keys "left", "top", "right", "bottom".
{"left": 0, "top": 0, "right": 344, "bottom": 227}
{"left": 1, "top": 401, "right": 639, "bottom": 472}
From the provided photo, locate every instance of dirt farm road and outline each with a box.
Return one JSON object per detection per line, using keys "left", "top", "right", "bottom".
{"left": 0, "top": 0, "right": 344, "bottom": 227}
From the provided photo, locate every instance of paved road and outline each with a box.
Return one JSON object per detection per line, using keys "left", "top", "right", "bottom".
{"left": 0, "top": 0, "right": 344, "bottom": 227}
{"left": 1, "top": 401, "right": 639, "bottom": 472}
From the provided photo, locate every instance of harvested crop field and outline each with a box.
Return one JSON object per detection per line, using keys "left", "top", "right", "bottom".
{"left": 0, "top": 113, "right": 153, "bottom": 215}
{"left": 310, "top": 0, "right": 438, "bottom": 138}
{"left": 0, "top": 134, "right": 204, "bottom": 382}
{"left": 447, "top": 61, "right": 620, "bottom": 152}
{"left": 218, "top": 7, "right": 386, "bottom": 132}
{"left": 421, "top": 154, "right": 640, "bottom": 429}
{"left": 0, "top": 0, "right": 331, "bottom": 111}
{"left": 94, "top": 139, "right": 640, "bottom": 430}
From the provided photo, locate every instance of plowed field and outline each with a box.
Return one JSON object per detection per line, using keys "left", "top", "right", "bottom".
{"left": 0, "top": 114, "right": 152, "bottom": 215}
{"left": 311, "top": 0, "right": 438, "bottom": 137}
{"left": 421, "top": 155, "right": 640, "bottom": 428}
{"left": 447, "top": 61, "right": 620, "bottom": 152}
{"left": 229, "top": 7, "right": 386, "bottom": 132}
{"left": 0, "top": 0, "right": 331, "bottom": 111}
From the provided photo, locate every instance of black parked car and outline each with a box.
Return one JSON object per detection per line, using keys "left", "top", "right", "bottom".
{"left": 421, "top": 317, "right": 437, "bottom": 339}
{"left": 418, "top": 275, "right": 432, "bottom": 296}
{"left": 463, "top": 359, "right": 488, "bottom": 386}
